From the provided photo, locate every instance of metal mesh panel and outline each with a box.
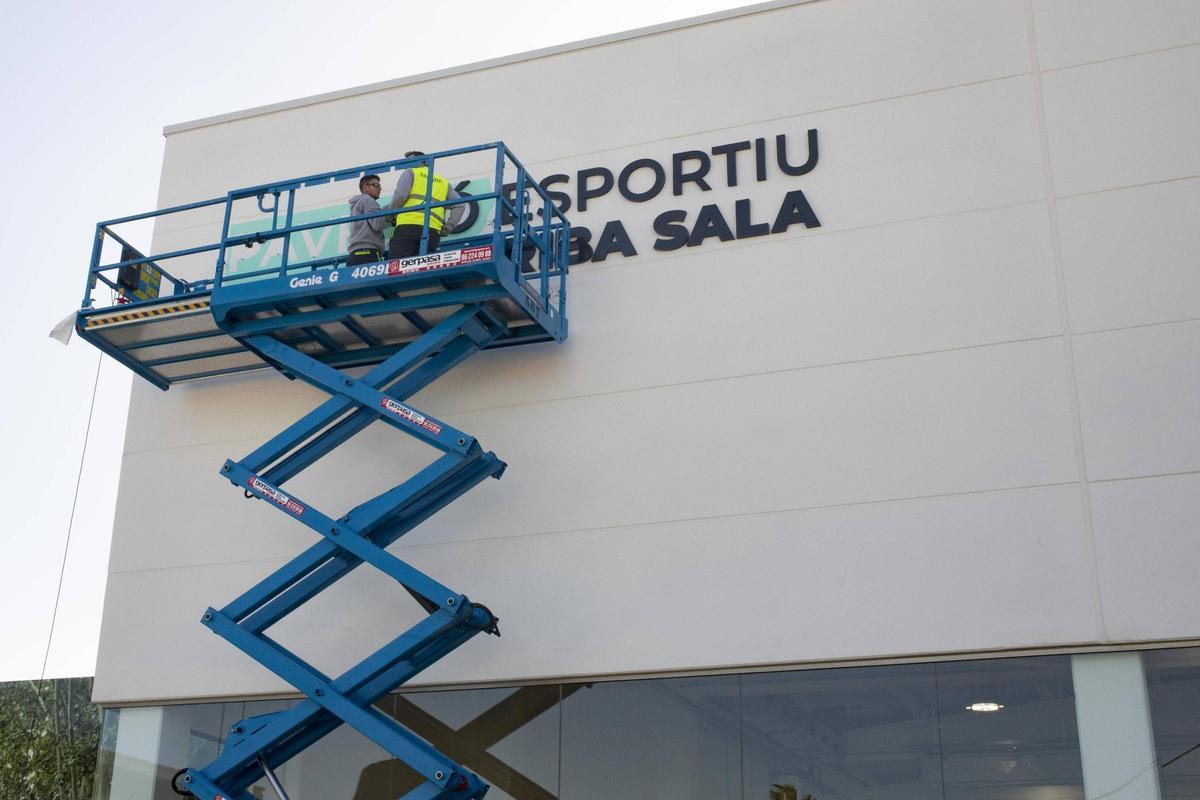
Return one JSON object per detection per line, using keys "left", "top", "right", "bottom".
{"left": 98, "top": 311, "right": 219, "bottom": 348}
{"left": 123, "top": 333, "right": 244, "bottom": 363}
{"left": 152, "top": 350, "right": 267, "bottom": 380}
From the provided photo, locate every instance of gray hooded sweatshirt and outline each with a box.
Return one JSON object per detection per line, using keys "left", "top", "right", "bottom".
{"left": 347, "top": 193, "right": 390, "bottom": 253}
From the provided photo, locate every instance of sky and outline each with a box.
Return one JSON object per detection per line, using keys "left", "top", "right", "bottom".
{"left": 0, "top": 0, "right": 754, "bottom": 683}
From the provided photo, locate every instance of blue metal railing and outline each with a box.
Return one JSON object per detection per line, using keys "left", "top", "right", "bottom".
{"left": 212, "top": 142, "right": 568, "bottom": 321}
{"left": 80, "top": 195, "right": 226, "bottom": 308}
{"left": 80, "top": 142, "right": 569, "bottom": 322}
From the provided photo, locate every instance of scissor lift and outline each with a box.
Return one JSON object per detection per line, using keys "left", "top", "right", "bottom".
{"left": 75, "top": 143, "right": 568, "bottom": 800}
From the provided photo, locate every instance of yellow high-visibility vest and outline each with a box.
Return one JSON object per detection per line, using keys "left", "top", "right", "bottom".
{"left": 394, "top": 166, "right": 450, "bottom": 231}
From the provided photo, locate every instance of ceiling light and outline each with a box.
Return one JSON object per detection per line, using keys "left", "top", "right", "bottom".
{"left": 966, "top": 702, "right": 1004, "bottom": 712}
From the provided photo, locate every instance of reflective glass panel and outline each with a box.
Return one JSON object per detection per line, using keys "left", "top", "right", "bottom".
{"left": 741, "top": 664, "right": 941, "bottom": 800}
{"left": 936, "top": 656, "right": 1083, "bottom": 800}
{"left": 1145, "top": 647, "right": 1200, "bottom": 800}
{"left": 561, "top": 674, "right": 742, "bottom": 800}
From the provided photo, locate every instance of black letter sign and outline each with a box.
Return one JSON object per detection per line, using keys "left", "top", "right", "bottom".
{"left": 771, "top": 190, "right": 822, "bottom": 233}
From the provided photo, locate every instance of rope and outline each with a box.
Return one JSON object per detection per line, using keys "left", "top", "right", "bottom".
{"left": 25, "top": 350, "right": 106, "bottom": 744}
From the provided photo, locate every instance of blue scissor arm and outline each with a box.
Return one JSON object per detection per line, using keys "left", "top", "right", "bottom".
{"left": 74, "top": 144, "right": 569, "bottom": 800}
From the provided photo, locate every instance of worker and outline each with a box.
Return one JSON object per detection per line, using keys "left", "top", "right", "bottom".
{"left": 387, "top": 151, "right": 466, "bottom": 259}
{"left": 346, "top": 174, "right": 389, "bottom": 265}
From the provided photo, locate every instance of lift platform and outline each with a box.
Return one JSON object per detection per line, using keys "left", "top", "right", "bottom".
{"left": 75, "top": 143, "right": 568, "bottom": 800}
{"left": 77, "top": 143, "right": 565, "bottom": 390}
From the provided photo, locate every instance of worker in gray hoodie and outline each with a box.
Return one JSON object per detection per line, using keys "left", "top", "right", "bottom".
{"left": 346, "top": 174, "right": 389, "bottom": 265}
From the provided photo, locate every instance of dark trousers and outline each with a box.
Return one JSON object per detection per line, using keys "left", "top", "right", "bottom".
{"left": 388, "top": 225, "right": 440, "bottom": 259}
{"left": 347, "top": 248, "right": 382, "bottom": 266}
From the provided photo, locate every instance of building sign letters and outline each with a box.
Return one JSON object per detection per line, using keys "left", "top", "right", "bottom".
{"left": 503, "top": 129, "right": 821, "bottom": 266}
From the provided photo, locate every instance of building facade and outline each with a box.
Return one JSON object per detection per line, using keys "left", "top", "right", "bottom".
{"left": 91, "top": 1, "right": 1200, "bottom": 798}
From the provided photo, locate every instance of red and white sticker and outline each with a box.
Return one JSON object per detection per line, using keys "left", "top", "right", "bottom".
{"left": 457, "top": 245, "right": 493, "bottom": 265}
{"left": 384, "top": 245, "right": 492, "bottom": 277}
{"left": 380, "top": 398, "right": 443, "bottom": 435}
{"left": 247, "top": 476, "right": 306, "bottom": 516}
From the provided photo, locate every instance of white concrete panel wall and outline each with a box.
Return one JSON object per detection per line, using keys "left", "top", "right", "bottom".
{"left": 1033, "top": 1, "right": 1200, "bottom": 663}
{"left": 94, "top": 0, "right": 1200, "bottom": 703}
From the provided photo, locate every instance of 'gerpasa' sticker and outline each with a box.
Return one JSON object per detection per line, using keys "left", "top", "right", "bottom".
{"left": 247, "top": 476, "right": 305, "bottom": 516}
{"left": 380, "top": 398, "right": 443, "bottom": 435}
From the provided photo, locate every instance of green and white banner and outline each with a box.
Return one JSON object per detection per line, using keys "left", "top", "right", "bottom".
{"left": 227, "top": 178, "right": 495, "bottom": 278}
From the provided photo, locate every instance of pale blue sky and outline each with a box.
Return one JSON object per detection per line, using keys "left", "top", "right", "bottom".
{"left": 0, "top": 0, "right": 748, "bottom": 682}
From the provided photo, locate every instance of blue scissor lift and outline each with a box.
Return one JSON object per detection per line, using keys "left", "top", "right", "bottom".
{"left": 75, "top": 143, "right": 568, "bottom": 800}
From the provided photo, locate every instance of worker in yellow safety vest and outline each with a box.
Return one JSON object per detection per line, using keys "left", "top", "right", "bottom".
{"left": 387, "top": 150, "right": 466, "bottom": 259}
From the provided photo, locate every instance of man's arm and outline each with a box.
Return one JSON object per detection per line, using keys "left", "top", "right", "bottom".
{"left": 350, "top": 194, "right": 389, "bottom": 232}
{"left": 445, "top": 186, "right": 466, "bottom": 231}
{"left": 389, "top": 169, "right": 414, "bottom": 210}
{"left": 361, "top": 196, "right": 390, "bottom": 232}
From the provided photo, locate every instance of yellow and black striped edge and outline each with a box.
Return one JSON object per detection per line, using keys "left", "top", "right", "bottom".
{"left": 84, "top": 299, "right": 211, "bottom": 329}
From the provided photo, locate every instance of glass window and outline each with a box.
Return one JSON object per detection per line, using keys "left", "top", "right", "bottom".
{"left": 91, "top": 685, "right": 566, "bottom": 800}
{"left": 1144, "top": 647, "right": 1200, "bottom": 800}
{"left": 741, "top": 664, "right": 942, "bottom": 800}
{"left": 398, "top": 685, "right": 563, "bottom": 800}
{"left": 936, "top": 656, "right": 1083, "bottom": 800}
{"left": 561, "top": 674, "right": 742, "bottom": 800}
{"left": 92, "top": 648, "right": 1200, "bottom": 800}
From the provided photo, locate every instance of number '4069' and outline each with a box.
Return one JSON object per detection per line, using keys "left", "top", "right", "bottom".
{"left": 351, "top": 264, "right": 388, "bottom": 279}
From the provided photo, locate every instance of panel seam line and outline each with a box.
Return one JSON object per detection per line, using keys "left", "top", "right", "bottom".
{"left": 1025, "top": 0, "right": 1109, "bottom": 639}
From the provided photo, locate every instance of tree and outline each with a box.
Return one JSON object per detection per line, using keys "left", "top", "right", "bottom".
{"left": 0, "top": 677, "right": 101, "bottom": 800}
